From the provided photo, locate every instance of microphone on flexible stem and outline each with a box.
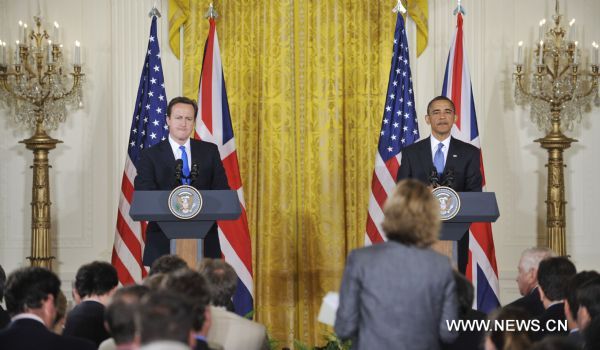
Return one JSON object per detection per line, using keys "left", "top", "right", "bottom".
{"left": 443, "top": 167, "right": 455, "bottom": 189}
{"left": 429, "top": 167, "right": 440, "bottom": 188}
{"left": 175, "top": 159, "right": 183, "bottom": 184}
{"left": 190, "top": 163, "right": 199, "bottom": 185}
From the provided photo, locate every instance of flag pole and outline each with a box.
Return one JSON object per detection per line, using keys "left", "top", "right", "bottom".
{"left": 148, "top": 4, "right": 161, "bottom": 18}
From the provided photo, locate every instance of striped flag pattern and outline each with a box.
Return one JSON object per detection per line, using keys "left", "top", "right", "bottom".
{"left": 195, "top": 18, "right": 254, "bottom": 316}
{"left": 365, "top": 12, "right": 419, "bottom": 245}
{"left": 112, "top": 16, "right": 168, "bottom": 285}
{"left": 442, "top": 13, "right": 500, "bottom": 312}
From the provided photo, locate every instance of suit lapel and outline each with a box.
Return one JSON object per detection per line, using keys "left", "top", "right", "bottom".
{"left": 445, "top": 137, "right": 460, "bottom": 172}
{"left": 158, "top": 139, "right": 176, "bottom": 164}
{"left": 416, "top": 136, "right": 433, "bottom": 173}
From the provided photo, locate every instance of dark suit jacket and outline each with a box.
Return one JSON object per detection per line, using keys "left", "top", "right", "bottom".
{"left": 397, "top": 136, "right": 482, "bottom": 192}
{"left": 506, "top": 287, "right": 545, "bottom": 319}
{"left": 537, "top": 302, "right": 569, "bottom": 340}
{"left": 0, "top": 306, "right": 9, "bottom": 330}
{"left": 0, "top": 318, "right": 96, "bottom": 350}
{"left": 134, "top": 139, "right": 229, "bottom": 265}
{"left": 62, "top": 300, "right": 109, "bottom": 346}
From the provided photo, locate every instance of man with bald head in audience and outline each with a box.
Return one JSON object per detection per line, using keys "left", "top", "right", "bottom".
{"left": 507, "top": 247, "right": 555, "bottom": 318}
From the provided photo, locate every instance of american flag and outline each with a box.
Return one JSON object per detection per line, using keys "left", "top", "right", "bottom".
{"left": 112, "top": 16, "right": 168, "bottom": 285}
{"left": 442, "top": 13, "right": 500, "bottom": 312}
{"left": 365, "top": 12, "right": 419, "bottom": 245}
{"left": 195, "top": 18, "right": 254, "bottom": 316}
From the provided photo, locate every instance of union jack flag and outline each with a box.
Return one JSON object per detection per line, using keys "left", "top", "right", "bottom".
{"left": 112, "top": 16, "right": 168, "bottom": 284}
{"left": 442, "top": 12, "right": 500, "bottom": 312}
{"left": 195, "top": 18, "right": 254, "bottom": 316}
{"left": 365, "top": 12, "right": 419, "bottom": 245}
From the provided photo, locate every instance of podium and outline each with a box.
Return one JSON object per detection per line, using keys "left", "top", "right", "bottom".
{"left": 130, "top": 190, "right": 241, "bottom": 262}
{"left": 439, "top": 192, "right": 499, "bottom": 241}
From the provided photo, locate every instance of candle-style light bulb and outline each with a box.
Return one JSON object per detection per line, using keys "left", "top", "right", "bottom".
{"left": 568, "top": 19, "right": 576, "bottom": 42}
{"left": 538, "top": 19, "right": 546, "bottom": 42}
{"left": 14, "top": 40, "right": 20, "bottom": 65}
{"left": 74, "top": 40, "right": 81, "bottom": 66}
{"left": 22, "top": 23, "right": 28, "bottom": 44}
{"left": 53, "top": 22, "right": 59, "bottom": 42}
{"left": 539, "top": 40, "right": 544, "bottom": 65}
{"left": 47, "top": 40, "right": 52, "bottom": 64}
{"left": 517, "top": 41, "right": 524, "bottom": 65}
{"left": 573, "top": 41, "right": 579, "bottom": 64}
{"left": 593, "top": 41, "right": 599, "bottom": 66}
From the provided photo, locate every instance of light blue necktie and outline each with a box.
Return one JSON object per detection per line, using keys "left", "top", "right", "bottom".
{"left": 179, "top": 145, "right": 190, "bottom": 185}
{"left": 433, "top": 142, "right": 445, "bottom": 176}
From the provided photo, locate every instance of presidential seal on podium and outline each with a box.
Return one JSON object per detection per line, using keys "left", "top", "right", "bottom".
{"left": 168, "top": 185, "right": 203, "bottom": 219}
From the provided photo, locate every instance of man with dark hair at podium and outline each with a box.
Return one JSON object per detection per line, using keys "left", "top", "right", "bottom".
{"left": 134, "top": 96, "right": 229, "bottom": 266}
{"left": 397, "top": 96, "right": 482, "bottom": 274}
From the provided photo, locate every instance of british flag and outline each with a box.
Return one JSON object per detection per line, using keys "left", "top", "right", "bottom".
{"left": 365, "top": 12, "right": 419, "bottom": 245}
{"left": 442, "top": 12, "right": 500, "bottom": 312}
{"left": 112, "top": 16, "right": 168, "bottom": 285}
{"left": 195, "top": 18, "right": 254, "bottom": 316}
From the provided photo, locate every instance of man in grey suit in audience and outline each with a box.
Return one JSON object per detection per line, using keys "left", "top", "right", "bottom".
{"left": 335, "top": 179, "right": 458, "bottom": 350}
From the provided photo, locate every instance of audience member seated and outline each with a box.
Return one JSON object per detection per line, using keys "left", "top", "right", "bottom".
{"left": 530, "top": 336, "right": 580, "bottom": 350}
{"left": 564, "top": 271, "right": 600, "bottom": 347}
{"left": 484, "top": 307, "right": 531, "bottom": 350}
{"left": 442, "top": 271, "right": 487, "bottom": 350}
{"left": 99, "top": 284, "right": 150, "bottom": 350}
{"left": 198, "top": 258, "right": 269, "bottom": 350}
{"left": 0, "top": 264, "right": 9, "bottom": 329}
{"left": 0, "top": 267, "right": 95, "bottom": 350}
{"left": 162, "top": 268, "right": 221, "bottom": 350}
{"left": 334, "top": 179, "right": 458, "bottom": 350}
{"left": 143, "top": 272, "right": 168, "bottom": 290}
{"left": 149, "top": 254, "right": 189, "bottom": 276}
{"left": 63, "top": 260, "right": 119, "bottom": 346}
{"left": 576, "top": 277, "right": 600, "bottom": 349}
{"left": 138, "top": 290, "right": 196, "bottom": 350}
{"left": 536, "top": 256, "right": 576, "bottom": 339}
{"left": 507, "top": 247, "right": 555, "bottom": 319}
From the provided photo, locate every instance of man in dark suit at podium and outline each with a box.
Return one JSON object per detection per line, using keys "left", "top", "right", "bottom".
{"left": 135, "top": 96, "right": 229, "bottom": 266}
{"left": 397, "top": 96, "right": 482, "bottom": 274}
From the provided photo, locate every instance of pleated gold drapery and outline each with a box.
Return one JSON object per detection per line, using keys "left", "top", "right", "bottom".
{"left": 168, "top": 1, "right": 426, "bottom": 347}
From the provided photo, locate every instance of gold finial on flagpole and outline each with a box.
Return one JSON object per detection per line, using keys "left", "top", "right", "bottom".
{"left": 205, "top": 2, "right": 219, "bottom": 19}
{"left": 392, "top": 0, "right": 406, "bottom": 14}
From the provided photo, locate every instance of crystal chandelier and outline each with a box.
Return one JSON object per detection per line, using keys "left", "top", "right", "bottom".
{"left": 0, "top": 16, "right": 83, "bottom": 131}
{"left": 512, "top": 0, "right": 598, "bottom": 255}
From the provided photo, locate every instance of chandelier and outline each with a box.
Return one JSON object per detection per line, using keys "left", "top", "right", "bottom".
{"left": 512, "top": 0, "right": 598, "bottom": 255}
{"left": 0, "top": 15, "right": 84, "bottom": 269}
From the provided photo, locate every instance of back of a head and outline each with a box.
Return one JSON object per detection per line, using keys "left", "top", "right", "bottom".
{"left": 487, "top": 307, "right": 531, "bottom": 350}
{"left": 520, "top": 247, "right": 556, "bottom": 273}
{"left": 106, "top": 285, "right": 150, "bottom": 345}
{"left": 453, "top": 270, "right": 475, "bottom": 319}
{"left": 565, "top": 271, "right": 600, "bottom": 321}
{"left": 4, "top": 267, "right": 60, "bottom": 316}
{"left": 162, "top": 269, "right": 210, "bottom": 331}
{"left": 577, "top": 277, "right": 600, "bottom": 320}
{"left": 537, "top": 256, "right": 576, "bottom": 302}
{"left": 197, "top": 258, "right": 237, "bottom": 307}
{"left": 75, "top": 261, "right": 118, "bottom": 298}
{"left": 143, "top": 272, "right": 167, "bottom": 291}
{"left": 137, "top": 290, "right": 195, "bottom": 345}
{"left": 149, "top": 254, "right": 188, "bottom": 276}
{"left": 382, "top": 179, "right": 440, "bottom": 247}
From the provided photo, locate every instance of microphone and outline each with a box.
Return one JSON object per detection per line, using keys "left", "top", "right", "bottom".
{"left": 429, "top": 167, "right": 440, "bottom": 188}
{"left": 443, "top": 167, "right": 455, "bottom": 189}
{"left": 190, "top": 163, "right": 199, "bottom": 185}
{"left": 175, "top": 159, "right": 183, "bottom": 184}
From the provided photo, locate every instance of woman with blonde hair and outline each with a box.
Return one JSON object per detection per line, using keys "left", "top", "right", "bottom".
{"left": 335, "top": 179, "right": 458, "bottom": 350}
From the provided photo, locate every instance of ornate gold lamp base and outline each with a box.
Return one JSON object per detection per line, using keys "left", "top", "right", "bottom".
{"left": 20, "top": 127, "right": 62, "bottom": 269}
{"left": 534, "top": 116, "right": 576, "bottom": 256}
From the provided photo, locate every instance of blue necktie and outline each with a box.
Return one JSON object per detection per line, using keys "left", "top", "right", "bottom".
{"left": 433, "top": 142, "right": 445, "bottom": 176}
{"left": 179, "top": 145, "right": 190, "bottom": 185}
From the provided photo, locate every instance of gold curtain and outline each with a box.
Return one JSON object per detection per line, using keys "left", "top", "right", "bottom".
{"left": 169, "top": 0, "right": 422, "bottom": 347}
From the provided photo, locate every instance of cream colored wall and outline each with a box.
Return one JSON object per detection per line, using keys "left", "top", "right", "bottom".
{"left": 0, "top": 0, "right": 599, "bottom": 305}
